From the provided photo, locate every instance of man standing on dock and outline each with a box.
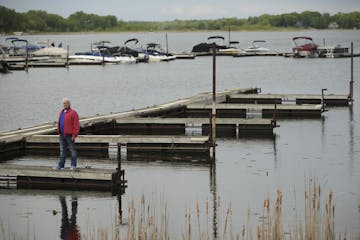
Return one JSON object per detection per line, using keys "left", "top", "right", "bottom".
{"left": 55, "top": 98, "right": 80, "bottom": 170}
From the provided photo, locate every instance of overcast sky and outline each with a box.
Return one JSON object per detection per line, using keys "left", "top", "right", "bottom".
{"left": 1, "top": 0, "right": 359, "bottom": 21}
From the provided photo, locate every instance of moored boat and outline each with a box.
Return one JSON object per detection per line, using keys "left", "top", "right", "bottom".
{"left": 317, "top": 45, "right": 349, "bottom": 58}
{"left": 192, "top": 36, "right": 244, "bottom": 55}
{"left": 70, "top": 45, "right": 136, "bottom": 64}
{"left": 243, "top": 40, "right": 272, "bottom": 53}
{"left": 143, "top": 43, "right": 176, "bottom": 62}
{"left": 292, "top": 37, "right": 318, "bottom": 58}
{"left": 117, "top": 38, "right": 149, "bottom": 63}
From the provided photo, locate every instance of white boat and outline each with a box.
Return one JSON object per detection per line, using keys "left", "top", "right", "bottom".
{"left": 243, "top": 40, "right": 271, "bottom": 53}
{"left": 67, "top": 55, "right": 103, "bottom": 64}
{"left": 115, "top": 55, "right": 137, "bottom": 64}
{"left": 144, "top": 43, "right": 176, "bottom": 62}
{"left": 317, "top": 45, "right": 349, "bottom": 58}
{"left": 69, "top": 47, "right": 136, "bottom": 64}
{"left": 218, "top": 41, "right": 245, "bottom": 55}
{"left": 33, "top": 47, "right": 67, "bottom": 58}
{"left": 192, "top": 36, "right": 245, "bottom": 55}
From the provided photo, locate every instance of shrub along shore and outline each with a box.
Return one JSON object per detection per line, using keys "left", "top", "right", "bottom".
{"left": 1, "top": 5, "right": 359, "bottom": 34}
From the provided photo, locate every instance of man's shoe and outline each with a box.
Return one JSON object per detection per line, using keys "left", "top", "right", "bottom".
{"left": 70, "top": 166, "right": 77, "bottom": 171}
{"left": 53, "top": 166, "right": 64, "bottom": 170}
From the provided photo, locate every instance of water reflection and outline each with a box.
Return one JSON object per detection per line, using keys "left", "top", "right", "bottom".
{"left": 59, "top": 195, "right": 80, "bottom": 240}
{"left": 348, "top": 105, "right": 354, "bottom": 174}
{"left": 210, "top": 162, "right": 217, "bottom": 239}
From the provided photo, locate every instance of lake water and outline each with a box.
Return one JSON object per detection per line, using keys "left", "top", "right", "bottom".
{"left": 0, "top": 30, "right": 359, "bottom": 239}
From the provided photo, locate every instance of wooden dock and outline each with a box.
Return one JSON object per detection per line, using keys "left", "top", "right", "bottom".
{"left": 0, "top": 164, "right": 126, "bottom": 192}
{"left": 25, "top": 134, "right": 210, "bottom": 156}
{"left": 186, "top": 103, "right": 323, "bottom": 118}
{"left": 0, "top": 86, "right": 353, "bottom": 191}
{"left": 226, "top": 93, "right": 350, "bottom": 106}
{"left": 115, "top": 117, "right": 276, "bottom": 136}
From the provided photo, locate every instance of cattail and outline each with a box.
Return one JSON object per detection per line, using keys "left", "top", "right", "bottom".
{"left": 264, "top": 198, "right": 270, "bottom": 211}
{"left": 241, "top": 224, "right": 245, "bottom": 239}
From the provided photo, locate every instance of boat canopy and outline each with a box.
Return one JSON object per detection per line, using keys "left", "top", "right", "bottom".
{"left": 94, "top": 40, "right": 111, "bottom": 46}
{"left": 125, "top": 38, "right": 139, "bottom": 45}
{"left": 5, "top": 37, "right": 19, "bottom": 42}
{"left": 293, "top": 37, "right": 313, "bottom": 41}
{"left": 147, "top": 43, "right": 160, "bottom": 48}
{"left": 229, "top": 41, "right": 239, "bottom": 45}
{"left": 253, "top": 40, "right": 266, "bottom": 43}
{"left": 208, "top": 36, "right": 225, "bottom": 41}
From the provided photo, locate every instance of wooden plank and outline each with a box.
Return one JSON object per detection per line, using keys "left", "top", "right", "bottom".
{"left": 115, "top": 117, "right": 274, "bottom": 125}
{"left": 187, "top": 103, "right": 323, "bottom": 111}
{"left": 26, "top": 135, "right": 209, "bottom": 144}
{"left": 228, "top": 93, "right": 349, "bottom": 100}
{"left": 0, "top": 164, "right": 115, "bottom": 180}
{"left": 0, "top": 123, "right": 56, "bottom": 136}
{"left": 227, "top": 94, "right": 350, "bottom": 106}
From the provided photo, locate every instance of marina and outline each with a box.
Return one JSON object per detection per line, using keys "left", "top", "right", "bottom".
{"left": 0, "top": 30, "right": 359, "bottom": 239}
{"left": 1, "top": 33, "right": 360, "bottom": 73}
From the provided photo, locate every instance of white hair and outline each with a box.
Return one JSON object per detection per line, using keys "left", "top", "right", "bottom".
{"left": 62, "top": 97, "right": 71, "bottom": 105}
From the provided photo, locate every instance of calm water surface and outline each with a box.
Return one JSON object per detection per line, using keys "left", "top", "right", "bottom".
{"left": 0, "top": 30, "right": 359, "bottom": 239}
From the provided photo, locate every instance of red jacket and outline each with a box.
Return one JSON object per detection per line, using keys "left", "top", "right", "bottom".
{"left": 57, "top": 108, "right": 80, "bottom": 139}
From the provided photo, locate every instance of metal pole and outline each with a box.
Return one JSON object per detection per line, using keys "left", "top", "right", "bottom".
{"left": 350, "top": 42, "right": 354, "bottom": 102}
{"left": 102, "top": 48, "right": 105, "bottom": 65}
{"left": 322, "top": 88, "right": 327, "bottom": 112}
{"left": 212, "top": 43, "right": 216, "bottom": 160}
{"left": 25, "top": 41, "right": 28, "bottom": 72}
{"left": 165, "top": 32, "right": 169, "bottom": 55}
{"left": 66, "top": 45, "right": 69, "bottom": 68}
{"left": 117, "top": 143, "right": 121, "bottom": 173}
{"left": 228, "top": 26, "right": 231, "bottom": 47}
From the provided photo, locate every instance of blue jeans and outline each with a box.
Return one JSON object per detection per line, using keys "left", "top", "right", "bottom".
{"left": 58, "top": 134, "right": 77, "bottom": 168}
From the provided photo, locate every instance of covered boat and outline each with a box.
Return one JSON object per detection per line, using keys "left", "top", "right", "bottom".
{"left": 142, "top": 43, "right": 176, "bottom": 62}
{"left": 292, "top": 37, "right": 318, "bottom": 58}
{"left": 192, "top": 36, "right": 243, "bottom": 55}
{"left": 116, "top": 38, "right": 149, "bottom": 63}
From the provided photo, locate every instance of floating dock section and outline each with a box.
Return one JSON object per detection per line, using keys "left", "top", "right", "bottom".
{"left": 225, "top": 93, "right": 350, "bottom": 106}
{"left": 0, "top": 164, "right": 126, "bottom": 192}
{"left": 25, "top": 134, "right": 210, "bottom": 158}
{"left": 186, "top": 103, "right": 323, "bottom": 118}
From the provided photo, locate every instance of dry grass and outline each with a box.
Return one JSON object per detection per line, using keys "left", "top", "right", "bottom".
{"left": 2, "top": 179, "right": 359, "bottom": 239}
{"left": 78, "top": 182, "right": 359, "bottom": 240}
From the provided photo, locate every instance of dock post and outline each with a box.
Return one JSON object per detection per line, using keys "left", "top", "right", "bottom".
{"left": 66, "top": 45, "right": 69, "bottom": 68}
{"left": 165, "top": 32, "right": 169, "bottom": 55}
{"left": 117, "top": 143, "right": 121, "bottom": 174}
{"left": 211, "top": 43, "right": 217, "bottom": 160}
{"left": 350, "top": 42, "right": 354, "bottom": 102}
{"left": 321, "top": 88, "right": 327, "bottom": 112}
{"left": 25, "top": 40, "right": 28, "bottom": 72}
{"left": 272, "top": 102, "right": 277, "bottom": 124}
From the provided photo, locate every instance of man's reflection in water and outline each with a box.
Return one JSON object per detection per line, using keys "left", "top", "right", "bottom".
{"left": 60, "top": 195, "right": 80, "bottom": 240}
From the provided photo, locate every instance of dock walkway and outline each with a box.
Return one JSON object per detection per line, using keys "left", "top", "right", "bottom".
{"left": 115, "top": 117, "right": 276, "bottom": 136}
{"left": 0, "top": 164, "right": 126, "bottom": 192}
{"left": 186, "top": 103, "right": 323, "bottom": 118}
{"left": 226, "top": 93, "right": 350, "bottom": 106}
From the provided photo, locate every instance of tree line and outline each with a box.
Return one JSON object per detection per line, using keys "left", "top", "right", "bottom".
{"left": 1, "top": 5, "right": 359, "bottom": 33}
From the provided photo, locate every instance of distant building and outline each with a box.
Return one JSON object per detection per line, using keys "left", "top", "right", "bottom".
{"left": 328, "top": 22, "right": 339, "bottom": 29}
